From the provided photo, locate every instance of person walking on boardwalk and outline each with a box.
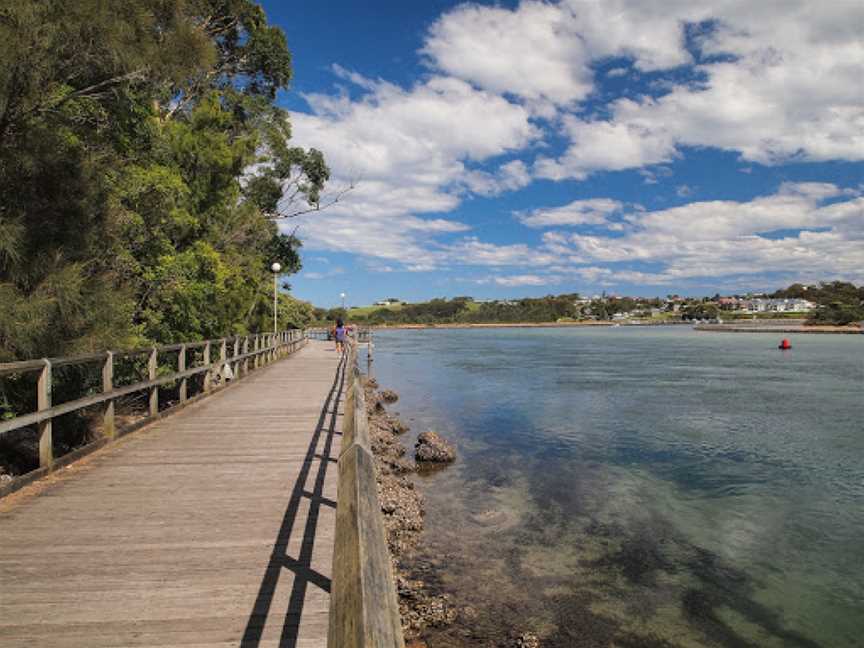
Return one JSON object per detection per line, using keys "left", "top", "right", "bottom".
{"left": 334, "top": 318, "right": 348, "bottom": 353}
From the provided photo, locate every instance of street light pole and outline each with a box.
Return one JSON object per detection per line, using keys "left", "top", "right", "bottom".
{"left": 340, "top": 292, "right": 346, "bottom": 311}
{"left": 271, "top": 262, "right": 282, "bottom": 334}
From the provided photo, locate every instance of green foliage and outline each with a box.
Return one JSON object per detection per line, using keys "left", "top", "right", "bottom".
{"left": 772, "top": 282, "right": 863, "bottom": 325}
{"left": 0, "top": 0, "right": 328, "bottom": 471}
{"left": 808, "top": 301, "right": 864, "bottom": 326}
{"left": 681, "top": 302, "right": 720, "bottom": 321}
{"left": 0, "top": 0, "right": 328, "bottom": 363}
{"left": 338, "top": 294, "right": 588, "bottom": 326}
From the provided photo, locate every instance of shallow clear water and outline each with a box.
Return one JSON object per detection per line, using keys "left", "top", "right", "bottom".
{"left": 370, "top": 327, "right": 864, "bottom": 648}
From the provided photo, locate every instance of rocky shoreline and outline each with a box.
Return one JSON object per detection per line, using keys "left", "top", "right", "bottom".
{"left": 363, "top": 377, "right": 541, "bottom": 648}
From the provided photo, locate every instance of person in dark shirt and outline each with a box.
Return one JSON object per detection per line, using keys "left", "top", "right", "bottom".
{"left": 334, "top": 319, "right": 347, "bottom": 353}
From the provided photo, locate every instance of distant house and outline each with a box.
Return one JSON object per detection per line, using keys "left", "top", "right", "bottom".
{"left": 740, "top": 298, "right": 816, "bottom": 313}
{"left": 374, "top": 298, "right": 401, "bottom": 306}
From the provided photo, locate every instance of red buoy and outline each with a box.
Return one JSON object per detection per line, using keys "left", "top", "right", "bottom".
{"left": 779, "top": 338, "right": 792, "bottom": 350}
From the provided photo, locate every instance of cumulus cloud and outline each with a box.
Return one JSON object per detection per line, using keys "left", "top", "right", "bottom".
{"left": 463, "top": 160, "right": 532, "bottom": 197}
{"left": 287, "top": 70, "right": 538, "bottom": 264}
{"left": 422, "top": 2, "right": 592, "bottom": 107}
{"left": 285, "top": 0, "right": 863, "bottom": 287}
{"left": 530, "top": 0, "right": 864, "bottom": 177}
{"left": 541, "top": 183, "right": 864, "bottom": 283}
{"left": 491, "top": 274, "right": 560, "bottom": 287}
{"left": 518, "top": 198, "right": 624, "bottom": 227}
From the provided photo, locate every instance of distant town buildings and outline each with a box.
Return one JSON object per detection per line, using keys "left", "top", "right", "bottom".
{"left": 719, "top": 297, "right": 816, "bottom": 313}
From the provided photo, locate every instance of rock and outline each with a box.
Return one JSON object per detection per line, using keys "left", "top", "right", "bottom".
{"left": 414, "top": 431, "right": 456, "bottom": 463}
{"left": 380, "top": 456, "right": 415, "bottom": 475}
{"left": 389, "top": 417, "right": 410, "bottom": 435}
{"left": 379, "top": 389, "right": 399, "bottom": 403}
{"left": 506, "top": 632, "right": 541, "bottom": 648}
{"left": 400, "top": 593, "right": 457, "bottom": 636}
{"left": 406, "top": 640, "right": 429, "bottom": 648}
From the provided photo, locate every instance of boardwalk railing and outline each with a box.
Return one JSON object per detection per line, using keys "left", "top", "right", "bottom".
{"left": 306, "top": 327, "right": 373, "bottom": 343}
{"left": 0, "top": 330, "right": 306, "bottom": 492}
{"left": 329, "top": 337, "right": 404, "bottom": 648}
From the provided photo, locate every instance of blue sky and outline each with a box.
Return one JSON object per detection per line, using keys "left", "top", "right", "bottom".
{"left": 261, "top": 0, "right": 863, "bottom": 309}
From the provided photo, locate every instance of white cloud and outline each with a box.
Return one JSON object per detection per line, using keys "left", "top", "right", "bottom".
{"left": 532, "top": 0, "right": 864, "bottom": 177}
{"left": 543, "top": 183, "right": 864, "bottom": 283}
{"left": 535, "top": 112, "right": 678, "bottom": 179}
{"left": 303, "top": 266, "right": 345, "bottom": 280}
{"left": 288, "top": 70, "right": 539, "bottom": 266}
{"left": 492, "top": 274, "right": 560, "bottom": 287}
{"left": 443, "top": 237, "right": 558, "bottom": 268}
{"left": 463, "top": 160, "right": 532, "bottom": 197}
{"left": 285, "top": 1, "right": 864, "bottom": 288}
{"left": 422, "top": 2, "right": 593, "bottom": 107}
{"left": 518, "top": 198, "right": 624, "bottom": 228}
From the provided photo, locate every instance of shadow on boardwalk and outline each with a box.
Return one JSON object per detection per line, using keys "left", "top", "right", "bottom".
{"left": 241, "top": 352, "right": 345, "bottom": 648}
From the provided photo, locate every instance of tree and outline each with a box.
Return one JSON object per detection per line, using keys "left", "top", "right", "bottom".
{"left": 0, "top": 0, "right": 328, "bottom": 361}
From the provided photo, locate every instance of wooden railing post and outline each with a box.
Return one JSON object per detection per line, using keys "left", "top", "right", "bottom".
{"left": 102, "top": 351, "right": 115, "bottom": 439}
{"left": 219, "top": 338, "right": 227, "bottom": 380}
{"left": 253, "top": 335, "right": 260, "bottom": 369}
{"left": 367, "top": 330, "right": 374, "bottom": 378}
{"left": 203, "top": 340, "right": 212, "bottom": 392}
{"left": 37, "top": 359, "right": 53, "bottom": 468}
{"left": 233, "top": 338, "right": 240, "bottom": 376}
{"left": 243, "top": 337, "right": 250, "bottom": 376}
{"left": 178, "top": 344, "right": 187, "bottom": 403}
{"left": 148, "top": 347, "right": 158, "bottom": 417}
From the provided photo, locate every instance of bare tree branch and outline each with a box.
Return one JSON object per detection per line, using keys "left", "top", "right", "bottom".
{"left": 268, "top": 181, "right": 356, "bottom": 220}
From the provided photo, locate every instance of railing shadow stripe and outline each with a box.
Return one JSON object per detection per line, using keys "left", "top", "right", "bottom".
{"left": 240, "top": 350, "right": 346, "bottom": 648}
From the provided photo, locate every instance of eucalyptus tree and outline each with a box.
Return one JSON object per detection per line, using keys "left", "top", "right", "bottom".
{"left": 0, "top": 0, "right": 327, "bottom": 362}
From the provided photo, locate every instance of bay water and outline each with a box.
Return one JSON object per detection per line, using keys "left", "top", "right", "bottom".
{"left": 370, "top": 327, "right": 863, "bottom": 647}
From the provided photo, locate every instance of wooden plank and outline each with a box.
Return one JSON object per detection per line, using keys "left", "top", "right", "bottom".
{"left": 0, "top": 340, "right": 342, "bottom": 648}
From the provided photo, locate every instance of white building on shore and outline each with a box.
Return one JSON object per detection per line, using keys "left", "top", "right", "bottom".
{"left": 740, "top": 298, "right": 816, "bottom": 313}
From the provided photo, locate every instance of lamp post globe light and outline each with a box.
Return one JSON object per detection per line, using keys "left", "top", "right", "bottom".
{"left": 271, "top": 262, "right": 282, "bottom": 334}
{"left": 340, "top": 292, "right": 346, "bottom": 311}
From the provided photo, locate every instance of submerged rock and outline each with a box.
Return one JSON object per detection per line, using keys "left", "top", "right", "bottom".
{"left": 380, "top": 389, "right": 399, "bottom": 403}
{"left": 506, "top": 632, "right": 541, "bottom": 648}
{"left": 390, "top": 417, "right": 410, "bottom": 435}
{"left": 362, "top": 378, "right": 458, "bottom": 641}
{"left": 400, "top": 592, "right": 457, "bottom": 636}
{"left": 414, "top": 431, "right": 456, "bottom": 463}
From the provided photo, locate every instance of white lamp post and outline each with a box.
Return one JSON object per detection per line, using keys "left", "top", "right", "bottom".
{"left": 271, "top": 262, "right": 282, "bottom": 334}
{"left": 340, "top": 292, "right": 346, "bottom": 311}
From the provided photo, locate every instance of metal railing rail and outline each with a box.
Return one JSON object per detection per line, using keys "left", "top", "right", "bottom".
{"left": 328, "top": 336, "right": 404, "bottom": 648}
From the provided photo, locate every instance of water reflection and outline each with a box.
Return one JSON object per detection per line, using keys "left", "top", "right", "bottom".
{"left": 371, "top": 328, "right": 864, "bottom": 647}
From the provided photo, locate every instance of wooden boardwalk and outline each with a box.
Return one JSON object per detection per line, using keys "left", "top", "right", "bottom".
{"left": 0, "top": 340, "right": 344, "bottom": 648}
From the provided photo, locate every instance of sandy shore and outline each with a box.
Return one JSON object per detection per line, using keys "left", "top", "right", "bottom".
{"left": 368, "top": 320, "right": 688, "bottom": 331}
{"left": 363, "top": 321, "right": 861, "bottom": 335}
{"left": 694, "top": 324, "right": 862, "bottom": 334}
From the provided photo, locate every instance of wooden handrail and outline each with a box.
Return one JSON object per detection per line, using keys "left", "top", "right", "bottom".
{"left": 329, "top": 337, "right": 405, "bottom": 648}
{"left": 0, "top": 330, "right": 308, "bottom": 470}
